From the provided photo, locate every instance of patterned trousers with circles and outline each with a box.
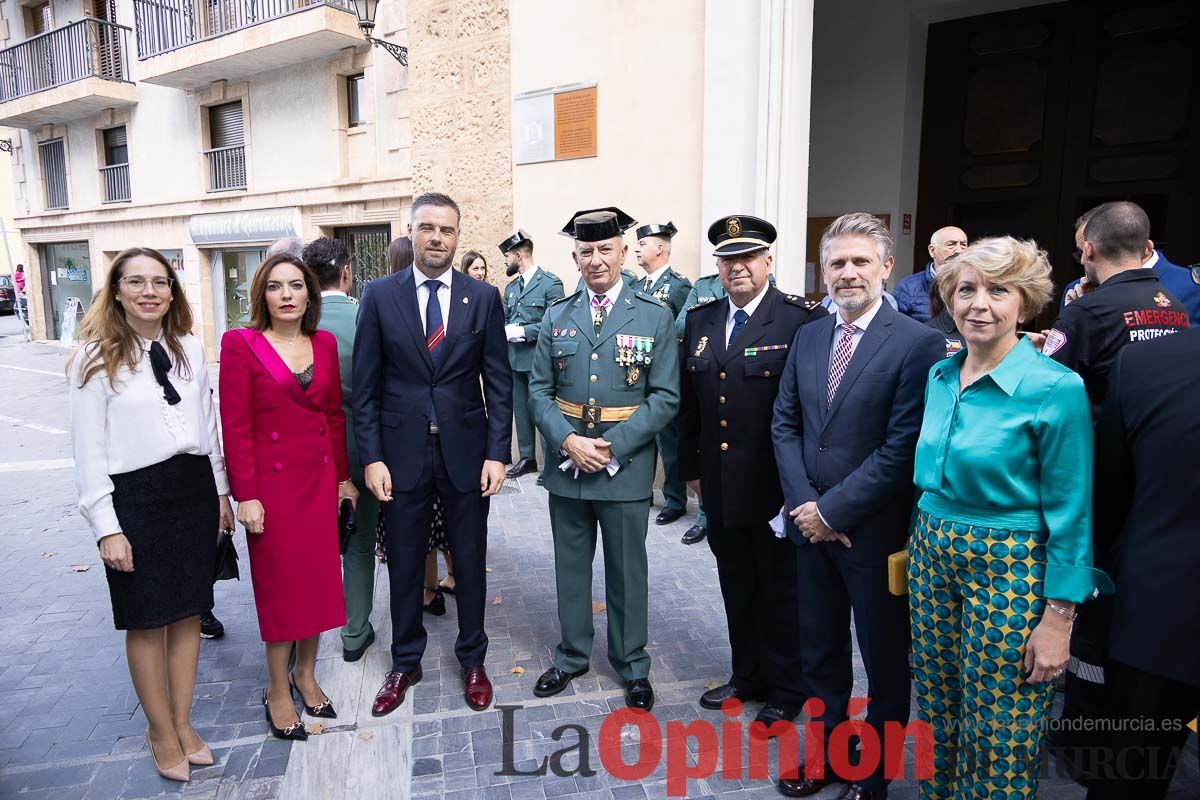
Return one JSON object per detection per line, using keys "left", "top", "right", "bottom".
{"left": 908, "top": 510, "right": 1057, "bottom": 799}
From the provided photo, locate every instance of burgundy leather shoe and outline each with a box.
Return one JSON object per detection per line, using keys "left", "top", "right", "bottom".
{"left": 463, "top": 665, "right": 493, "bottom": 711}
{"left": 371, "top": 667, "right": 422, "bottom": 717}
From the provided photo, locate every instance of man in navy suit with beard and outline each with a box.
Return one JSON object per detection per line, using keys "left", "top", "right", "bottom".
{"left": 353, "top": 192, "right": 513, "bottom": 716}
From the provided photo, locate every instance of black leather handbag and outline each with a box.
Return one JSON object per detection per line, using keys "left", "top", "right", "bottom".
{"left": 214, "top": 530, "right": 239, "bottom": 582}
{"left": 338, "top": 499, "right": 356, "bottom": 554}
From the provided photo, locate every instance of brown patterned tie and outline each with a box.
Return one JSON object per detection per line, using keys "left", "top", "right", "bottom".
{"left": 827, "top": 322, "right": 857, "bottom": 407}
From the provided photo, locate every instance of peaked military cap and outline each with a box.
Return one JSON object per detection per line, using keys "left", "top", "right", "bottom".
{"left": 708, "top": 214, "right": 777, "bottom": 256}
{"left": 560, "top": 207, "right": 637, "bottom": 242}
{"left": 498, "top": 229, "right": 533, "bottom": 255}
{"left": 635, "top": 221, "right": 678, "bottom": 240}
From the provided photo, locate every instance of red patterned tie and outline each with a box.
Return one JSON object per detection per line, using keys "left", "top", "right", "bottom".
{"left": 827, "top": 322, "right": 857, "bottom": 407}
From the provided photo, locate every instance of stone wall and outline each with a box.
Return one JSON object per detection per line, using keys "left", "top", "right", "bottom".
{"left": 406, "top": 0, "right": 513, "bottom": 283}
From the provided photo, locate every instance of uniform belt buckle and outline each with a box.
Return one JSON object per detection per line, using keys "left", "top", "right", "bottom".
{"left": 582, "top": 405, "right": 601, "bottom": 425}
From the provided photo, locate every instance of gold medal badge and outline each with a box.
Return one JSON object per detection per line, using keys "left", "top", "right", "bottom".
{"left": 727, "top": 217, "right": 742, "bottom": 238}
{"left": 626, "top": 366, "right": 640, "bottom": 386}
{"left": 695, "top": 335, "right": 709, "bottom": 356}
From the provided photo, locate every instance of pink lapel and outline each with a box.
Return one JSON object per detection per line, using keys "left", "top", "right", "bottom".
{"left": 234, "top": 328, "right": 321, "bottom": 413}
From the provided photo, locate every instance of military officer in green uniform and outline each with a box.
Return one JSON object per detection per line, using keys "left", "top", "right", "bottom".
{"left": 501, "top": 230, "right": 564, "bottom": 479}
{"left": 633, "top": 221, "right": 692, "bottom": 525}
{"left": 528, "top": 207, "right": 679, "bottom": 711}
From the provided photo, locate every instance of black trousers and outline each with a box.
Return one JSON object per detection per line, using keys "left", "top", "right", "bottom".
{"left": 707, "top": 518, "right": 809, "bottom": 707}
{"left": 794, "top": 541, "right": 910, "bottom": 792}
{"left": 1085, "top": 658, "right": 1200, "bottom": 800}
{"left": 385, "top": 432, "right": 489, "bottom": 672}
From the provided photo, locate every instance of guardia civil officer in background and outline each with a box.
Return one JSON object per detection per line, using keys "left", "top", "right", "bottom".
{"left": 501, "top": 230, "right": 564, "bottom": 480}
{"left": 528, "top": 207, "right": 679, "bottom": 711}
{"left": 679, "top": 214, "right": 825, "bottom": 731}
{"left": 633, "top": 221, "right": 692, "bottom": 525}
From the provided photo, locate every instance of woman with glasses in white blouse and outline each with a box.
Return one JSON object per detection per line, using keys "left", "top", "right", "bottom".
{"left": 69, "top": 248, "right": 234, "bottom": 783}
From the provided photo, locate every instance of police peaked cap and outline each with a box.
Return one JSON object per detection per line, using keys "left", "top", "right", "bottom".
{"left": 708, "top": 214, "right": 777, "bottom": 256}
{"left": 498, "top": 229, "right": 533, "bottom": 255}
{"left": 559, "top": 207, "right": 637, "bottom": 242}
{"left": 635, "top": 221, "right": 678, "bottom": 240}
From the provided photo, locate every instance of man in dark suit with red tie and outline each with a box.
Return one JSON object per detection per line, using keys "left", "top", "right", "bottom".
{"left": 352, "top": 192, "right": 513, "bottom": 715}
{"left": 772, "top": 213, "right": 944, "bottom": 800}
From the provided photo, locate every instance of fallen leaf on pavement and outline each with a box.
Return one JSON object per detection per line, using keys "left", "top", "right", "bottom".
{"left": 69, "top": 565, "right": 90, "bottom": 572}
{"left": 358, "top": 731, "right": 374, "bottom": 741}
{"left": 485, "top": 567, "right": 493, "bottom": 573}
{"left": 705, "top": 681, "right": 724, "bottom": 690}
{"left": 40, "top": 552, "right": 57, "bottom": 559}
{"left": 305, "top": 722, "right": 324, "bottom": 735}
{"left": 592, "top": 601, "right": 606, "bottom": 613}
{"left": 511, "top": 666, "right": 525, "bottom": 675}
{"left": 492, "top": 596, "right": 502, "bottom": 605}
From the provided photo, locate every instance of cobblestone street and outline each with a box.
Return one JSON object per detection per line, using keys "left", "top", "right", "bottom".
{"left": 0, "top": 316, "right": 1195, "bottom": 800}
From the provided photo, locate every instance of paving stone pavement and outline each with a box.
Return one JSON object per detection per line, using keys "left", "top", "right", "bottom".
{"left": 0, "top": 315, "right": 1195, "bottom": 800}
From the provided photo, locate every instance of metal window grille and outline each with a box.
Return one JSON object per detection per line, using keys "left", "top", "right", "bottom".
{"left": 39, "top": 138, "right": 68, "bottom": 210}
{"left": 100, "top": 163, "right": 130, "bottom": 203}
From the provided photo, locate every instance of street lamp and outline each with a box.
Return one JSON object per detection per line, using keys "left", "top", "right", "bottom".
{"left": 350, "top": 0, "right": 408, "bottom": 66}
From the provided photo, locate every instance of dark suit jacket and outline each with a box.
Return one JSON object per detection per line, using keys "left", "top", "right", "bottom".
{"left": 1094, "top": 328, "right": 1200, "bottom": 687}
{"left": 678, "top": 287, "right": 826, "bottom": 527}
{"left": 772, "top": 300, "right": 945, "bottom": 559}
{"left": 351, "top": 266, "right": 513, "bottom": 495}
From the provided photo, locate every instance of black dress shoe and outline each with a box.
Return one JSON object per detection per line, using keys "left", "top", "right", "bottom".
{"left": 777, "top": 767, "right": 843, "bottom": 798}
{"left": 423, "top": 588, "right": 446, "bottom": 616}
{"left": 680, "top": 525, "right": 707, "bottom": 545}
{"left": 289, "top": 675, "right": 337, "bottom": 719}
{"left": 536, "top": 473, "right": 545, "bottom": 486}
{"left": 699, "top": 682, "right": 767, "bottom": 710}
{"left": 506, "top": 458, "right": 538, "bottom": 479}
{"left": 533, "top": 666, "right": 588, "bottom": 698}
{"left": 655, "top": 507, "right": 685, "bottom": 525}
{"left": 262, "top": 689, "right": 307, "bottom": 741}
{"left": 751, "top": 704, "right": 798, "bottom": 736}
{"left": 199, "top": 611, "right": 224, "bottom": 639}
{"left": 343, "top": 627, "right": 376, "bottom": 663}
{"left": 625, "top": 678, "right": 654, "bottom": 710}
{"left": 833, "top": 785, "right": 884, "bottom": 800}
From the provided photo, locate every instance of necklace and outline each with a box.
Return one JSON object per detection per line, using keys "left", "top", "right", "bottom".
{"left": 268, "top": 329, "right": 302, "bottom": 346}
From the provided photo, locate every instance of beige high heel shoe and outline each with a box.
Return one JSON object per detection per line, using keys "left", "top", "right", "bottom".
{"left": 145, "top": 732, "right": 190, "bottom": 782}
{"left": 186, "top": 743, "right": 214, "bottom": 767}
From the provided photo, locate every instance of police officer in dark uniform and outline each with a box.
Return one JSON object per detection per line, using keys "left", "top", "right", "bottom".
{"left": 679, "top": 214, "right": 825, "bottom": 730}
{"left": 1042, "top": 201, "right": 1190, "bottom": 782}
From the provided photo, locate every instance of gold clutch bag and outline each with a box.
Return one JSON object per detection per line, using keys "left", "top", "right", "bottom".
{"left": 887, "top": 549, "right": 908, "bottom": 597}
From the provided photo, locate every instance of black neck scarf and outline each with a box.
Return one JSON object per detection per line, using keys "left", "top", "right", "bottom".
{"left": 148, "top": 340, "right": 182, "bottom": 406}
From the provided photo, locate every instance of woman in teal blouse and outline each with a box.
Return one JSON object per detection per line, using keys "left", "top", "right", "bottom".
{"left": 908, "top": 237, "right": 1113, "bottom": 800}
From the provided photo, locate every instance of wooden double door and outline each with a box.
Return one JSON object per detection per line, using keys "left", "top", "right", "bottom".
{"left": 915, "top": 0, "right": 1199, "bottom": 325}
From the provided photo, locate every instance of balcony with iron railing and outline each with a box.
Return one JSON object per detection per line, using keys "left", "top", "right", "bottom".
{"left": 204, "top": 145, "right": 247, "bottom": 192}
{"left": 100, "top": 163, "right": 132, "bottom": 203}
{"left": 133, "top": 0, "right": 364, "bottom": 90}
{"left": 0, "top": 18, "right": 138, "bottom": 129}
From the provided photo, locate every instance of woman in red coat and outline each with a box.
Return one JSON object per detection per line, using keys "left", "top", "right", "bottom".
{"left": 219, "top": 253, "right": 357, "bottom": 741}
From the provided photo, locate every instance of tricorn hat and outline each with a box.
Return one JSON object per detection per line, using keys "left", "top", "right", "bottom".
{"left": 559, "top": 207, "right": 637, "bottom": 242}
{"left": 498, "top": 229, "right": 532, "bottom": 255}
{"left": 707, "top": 214, "right": 777, "bottom": 256}
{"left": 634, "top": 221, "right": 678, "bottom": 240}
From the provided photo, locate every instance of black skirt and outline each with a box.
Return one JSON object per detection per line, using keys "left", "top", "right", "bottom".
{"left": 106, "top": 454, "right": 219, "bottom": 630}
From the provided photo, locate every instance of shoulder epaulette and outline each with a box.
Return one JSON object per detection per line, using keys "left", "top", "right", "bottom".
{"left": 782, "top": 293, "right": 821, "bottom": 311}
{"left": 550, "top": 291, "right": 577, "bottom": 307}
{"left": 633, "top": 291, "right": 666, "bottom": 307}
{"left": 687, "top": 297, "right": 719, "bottom": 312}
{"left": 546, "top": 272, "right": 564, "bottom": 285}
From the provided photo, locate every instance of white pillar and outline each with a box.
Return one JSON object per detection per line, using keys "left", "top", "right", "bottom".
{"left": 700, "top": 0, "right": 814, "bottom": 292}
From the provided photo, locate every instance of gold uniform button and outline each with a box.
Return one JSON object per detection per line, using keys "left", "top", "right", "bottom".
{"left": 720, "top": 419, "right": 728, "bottom": 428}
{"left": 587, "top": 398, "right": 596, "bottom": 406}
{"left": 591, "top": 353, "right": 599, "bottom": 361}
{"left": 719, "top": 371, "right": 726, "bottom": 380}
{"left": 764, "top": 370, "right": 771, "bottom": 378}
{"left": 719, "top": 395, "right": 726, "bottom": 404}
{"left": 590, "top": 375, "right": 598, "bottom": 383}
{"left": 720, "top": 442, "right": 729, "bottom": 451}
{"left": 587, "top": 422, "right": 595, "bottom": 430}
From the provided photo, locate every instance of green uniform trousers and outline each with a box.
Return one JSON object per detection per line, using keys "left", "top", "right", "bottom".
{"left": 512, "top": 369, "right": 537, "bottom": 462}
{"left": 655, "top": 419, "right": 686, "bottom": 512}
{"left": 340, "top": 480, "right": 381, "bottom": 650}
{"left": 549, "top": 494, "right": 651, "bottom": 681}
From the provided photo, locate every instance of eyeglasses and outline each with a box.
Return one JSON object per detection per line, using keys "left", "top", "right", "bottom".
{"left": 120, "top": 275, "right": 174, "bottom": 292}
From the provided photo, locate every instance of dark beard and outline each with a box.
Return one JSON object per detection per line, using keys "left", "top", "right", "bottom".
{"left": 505, "top": 262, "right": 519, "bottom": 277}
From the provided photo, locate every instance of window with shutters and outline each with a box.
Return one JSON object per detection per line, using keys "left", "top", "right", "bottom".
{"left": 100, "top": 126, "right": 130, "bottom": 203}
{"left": 347, "top": 74, "right": 365, "bottom": 128}
{"left": 205, "top": 101, "right": 247, "bottom": 192}
{"left": 39, "top": 138, "right": 68, "bottom": 210}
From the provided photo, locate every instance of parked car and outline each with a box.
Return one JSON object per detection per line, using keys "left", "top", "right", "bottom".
{"left": 0, "top": 276, "right": 14, "bottom": 314}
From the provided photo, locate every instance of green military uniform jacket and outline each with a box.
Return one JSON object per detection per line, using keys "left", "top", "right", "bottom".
{"left": 316, "top": 292, "right": 363, "bottom": 483}
{"left": 504, "top": 266, "right": 565, "bottom": 374}
{"left": 528, "top": 285, "right": 680, "bottom": 502}
{"left": 634, "top": 266, "right": 692, "bottom": 320}
{"left": 575, "top": 269, "right": 638, "bottom": 295}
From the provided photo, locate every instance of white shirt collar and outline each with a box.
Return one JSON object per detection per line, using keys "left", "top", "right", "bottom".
{"left": 413, "top": 266, "right": 453, "bottom": 288}
{"left": 321, "top": 289, "right": 348, "bottom": 298}
{"left": 643, "top": 263, "right": 671, "bottom": 285}
{"left": 587, "top": 278, "right": 624, "bottom": 308}
{"left": 728, "top": 282, "right": 770, "bottom": 323}
{"left": 1143, "top": 250, "right": 1160, "bottom": 270}
{"left": 834, "top": 294, "right": 885, "bottom": 331}
{"left": 519, "top": 264, "right": 541, "bottom": 282}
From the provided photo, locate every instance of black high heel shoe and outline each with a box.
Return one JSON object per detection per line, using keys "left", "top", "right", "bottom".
{"left": 262, "top": 689, "right": 308, "bottom": 741}
{"left": 423, "top": 586, "right": 446, "bottom": 616}
{"left": 289, "top": 675, "right": 337, "bottom": 719}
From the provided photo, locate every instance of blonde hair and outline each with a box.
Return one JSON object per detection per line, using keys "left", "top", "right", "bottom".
{"left": 936, "top": 236, "right": 1053, "bottom": 321}
{"left": 819, "top": 212, "right": 892, "bottom": 267}
{"left": 68, "top": 248, "right": 193, "bottom": 389}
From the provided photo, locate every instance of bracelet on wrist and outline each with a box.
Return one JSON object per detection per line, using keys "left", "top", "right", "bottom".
{"left": 1046, "top": 601, "right": 1078, "bottom": 622}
